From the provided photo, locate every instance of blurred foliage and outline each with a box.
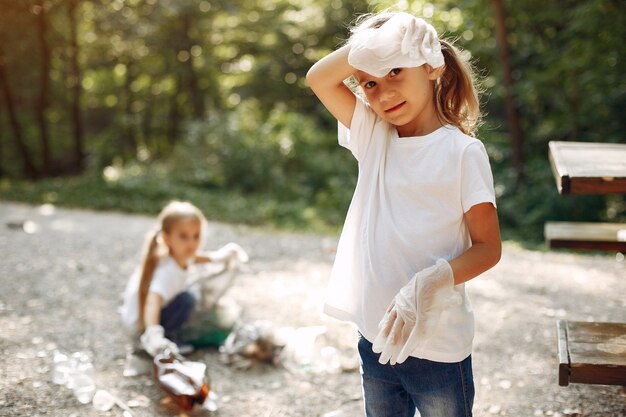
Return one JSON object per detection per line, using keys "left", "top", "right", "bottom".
{"left": 0, "top": 0, "right": 624, "bottom": 242}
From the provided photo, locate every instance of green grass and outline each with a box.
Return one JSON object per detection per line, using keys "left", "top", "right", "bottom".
{"left": 2, "top": 172, "right": 601, "bottom": 254}
{"left": 0, "top": 173, "right": 343, "bottom": 234}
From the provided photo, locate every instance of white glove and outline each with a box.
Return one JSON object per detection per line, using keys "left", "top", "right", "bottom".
{"left": 140, "top": 325, "right": 179, "bottom": 357}
{"left": 210, "top": 242, "right": 249, "bottom": 264}
{"left": 348, "top": 12, "right": 445, "bottom": 78}
{"left": 372, "top": 259, "right": 461, "bottom": 365}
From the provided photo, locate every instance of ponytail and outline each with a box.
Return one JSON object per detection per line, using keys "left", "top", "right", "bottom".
{"left": 134, "top": 200, "right": 206, "bottom": 330}
{"left": 434, "top": 40, "right": 482, "bottom": 137}
{"left": 348, "top": 12, "right": 482, "bottom": 137}
{"left": 137, "top": 229, "right": 161, "bottom": 329}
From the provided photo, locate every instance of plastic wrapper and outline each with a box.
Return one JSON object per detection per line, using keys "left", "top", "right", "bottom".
{"left": 179, "top": 253, "right": 245, "bottom": 348}
{"left": 180, "top": 297, "right": 241, "bottom": 348}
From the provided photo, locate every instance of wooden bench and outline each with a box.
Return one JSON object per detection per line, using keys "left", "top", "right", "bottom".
{"left": 544, "top": 221, "right": 626, "bottom": 252}
{"left": 549, "top": 141, "right": 626, "bottom": 195}
{"left": 556, "top": 320, "right": 626, "bottom": 386}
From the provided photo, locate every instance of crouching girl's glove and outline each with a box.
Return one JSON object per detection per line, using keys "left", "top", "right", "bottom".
{"left": 210, "top": 242, "right": 249, "bottom": 264}
{"left": 372, "top": 259, "right": 461, "bottom": 365}
{"left": 140, "top": 324, "right": 179, "bottom": 357}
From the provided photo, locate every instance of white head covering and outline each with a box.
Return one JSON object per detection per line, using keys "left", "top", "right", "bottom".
{"left": 348, "top": 12, "right": 445, "bottom": 78}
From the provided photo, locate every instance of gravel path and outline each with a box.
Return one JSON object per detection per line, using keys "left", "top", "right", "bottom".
{"left": 1, "top": 201, "right": 624, "bottom": 417}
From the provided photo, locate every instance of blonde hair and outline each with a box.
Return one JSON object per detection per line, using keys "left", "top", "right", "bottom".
{"left": 137, "top": 201, "right": 206, "bottom": 329}
{"left": 349, "top": 11, "right": 482, "bottom": 137}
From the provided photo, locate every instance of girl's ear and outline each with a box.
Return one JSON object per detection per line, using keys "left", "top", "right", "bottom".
{"left": 426, "top": 64, "right": 445, "bottom": 80}
{"left": 161, "top": 231, "right": 171, "bottom": 249}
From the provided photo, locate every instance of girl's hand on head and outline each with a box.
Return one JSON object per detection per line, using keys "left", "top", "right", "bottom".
{"left": 306, "top": 44, "right": 357, "bottom": 129}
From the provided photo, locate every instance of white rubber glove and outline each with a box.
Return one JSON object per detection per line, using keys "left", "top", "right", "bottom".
{"left": 210, "top": 242, "right": 249, "bottom": 264}
{"left": 372, "top": 259, "right": 462, "bottom": 365}
{"left": 140, "top": 324, "right": 179, "bottom": 357}
{"left": 348, "top": 12, "right": 445, "bottom": 78}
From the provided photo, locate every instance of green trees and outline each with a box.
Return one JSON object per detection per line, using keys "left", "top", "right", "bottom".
{"left": 0, "top": 0, "right": 623, "bottom": 237}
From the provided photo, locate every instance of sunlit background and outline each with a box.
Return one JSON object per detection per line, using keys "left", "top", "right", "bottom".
{"left": 0, "top": 0, "right": 624, "bottom": 241}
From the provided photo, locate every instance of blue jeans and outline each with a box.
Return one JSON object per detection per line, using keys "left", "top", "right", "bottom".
{"left": 358, "top": 335, "right": 474, "bottom": 417}
{"left": 160, "top": 291, "right": 195, "bottom": 341}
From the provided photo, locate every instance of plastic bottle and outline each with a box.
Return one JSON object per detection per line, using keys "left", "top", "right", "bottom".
{"left": 92, "top": 389, "right": 116, "bottom": 411}
{"left": 72, "top": 372, "right": 96, "bottom": 404}
{"left": 66, "top": 351, "right": 93, "bottom": 390}
{"left": 52, "top": 351, "right": 70, "bottom": 385}
{"left": 66, "top": 352, "right": 96, "bottom": 403}
{"left": 153, "top": 350, "right": 211, "bottom": 411}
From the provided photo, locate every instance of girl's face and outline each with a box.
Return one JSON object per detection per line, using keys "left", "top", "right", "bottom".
{"left": 163, "top": 218, "right": 201, "bottom": 264}
{"left": 356, "top": 65, "right": 443, "bottom": 137}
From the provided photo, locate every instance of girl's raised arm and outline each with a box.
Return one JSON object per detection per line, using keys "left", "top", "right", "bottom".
{"left": 306, "top": 45, "right": 357, "bottom": 128}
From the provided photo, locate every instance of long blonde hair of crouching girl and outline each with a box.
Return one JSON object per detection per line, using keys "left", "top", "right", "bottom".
{"left": 137, "top": 201, "right": 206, "bottom": 329}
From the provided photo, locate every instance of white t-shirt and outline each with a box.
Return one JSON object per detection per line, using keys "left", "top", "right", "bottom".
{"left": 121, "top": 256, "right": 190, "bottom": 329}
{"left": 324, "top": 98, "right": 496, "bottom": 363}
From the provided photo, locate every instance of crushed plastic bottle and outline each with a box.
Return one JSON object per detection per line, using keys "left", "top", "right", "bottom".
{"left": 219, "top": 320, "right": 282, "bottom": 369}
{"left": 279, "top": 326, "right": 343, "bottom": 374}
{"left": 152, "top": 349, "right": 216, "bottom": 411}
{"left": 52, "top": 351, "right": 70, "bottom": 385}
{"left": 92, "top": 389, "right": 137, "bottom": 416}
{"left": 72, "top": 372, "right": 96, "bottom": 404}
{"left": 92, "top": 389, "right": 116, "bottom": 411}
{"left": 51, "top": 350, "right": 97, "bottom": 404}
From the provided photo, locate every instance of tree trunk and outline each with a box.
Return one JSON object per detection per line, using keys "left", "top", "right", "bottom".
{"left": 123, "top": 60, "right": 137, "bottom": 155}
{"left": 67, "top": 0, "right": 85, "bottom": 173}
{"left": 35, "top": 0, "right": 52, "bottom": 176}
{"left": 181, "top": 14, "right": 205, "bottom": 119}
{"left": 142, "top": 89, "right": 154, "bottom": 150}
{"left": 167, "top": 77, "right": 181, "bottom": 147}
{"left": 0, "top": 50, "right": 38, "bottom": 179}
{"left": 0, "top": 116, "right": 4, "bottom": 177}
{"left": 491, "top": 0, "right": 524, "bottom": 184}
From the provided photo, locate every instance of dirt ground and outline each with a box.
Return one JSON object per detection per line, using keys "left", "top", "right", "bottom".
{"left": 0, "top": 201, "right": 625, "bottom": 417}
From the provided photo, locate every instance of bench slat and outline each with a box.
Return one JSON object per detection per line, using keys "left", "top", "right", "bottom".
{"left": 557, "top": 320, "right": 626, "bottom": 387}
{"left": 565, "top": 321, "right": 626, "bottom": 341}
{"left": 545, "top": 222, "right": 626, "bottom": 252}
{"left": 556, "top": 320, "right": 570, "bottom": 386}
{"left": 569, "top": 343, "right": 626, "bottom": 365}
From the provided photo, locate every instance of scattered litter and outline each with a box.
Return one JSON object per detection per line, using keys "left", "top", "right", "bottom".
{"left": 126, "top": 394, "right": 151, "bottom": 408}
{"left": 181, "top": 297, "right": 241, "bottom": 349}
{"left": 73, "top": 371, "right": 96, "bottom": 404}
{"left": 92, "top": 389, "right": 137, "bottom": 415}
{"left": 180, "top": 248, "right": 247, "bottom": 349}
{"left": 280, "top": 326, "right": 349, "bottom": 374}
{"left": 219, "top": 320, "right": 282, "bottom": 369}
{"left": 219, "top": 322, "right": 355, "bottom": 374}
{"left": 92, "top": 390, "right": 116, "bottom": 411}
{"left": 51, "top": 350, "right": 141, "bottom": 413}
{"left": 153, "top": 349, "right": 218, "bottom": 412}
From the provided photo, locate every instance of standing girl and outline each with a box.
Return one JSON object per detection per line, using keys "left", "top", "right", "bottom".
{"left": 307, "top": 11, "right": 501, "bottom": 417}
{"left": 121, "top": 201, "right": 246, "bottom": 356}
